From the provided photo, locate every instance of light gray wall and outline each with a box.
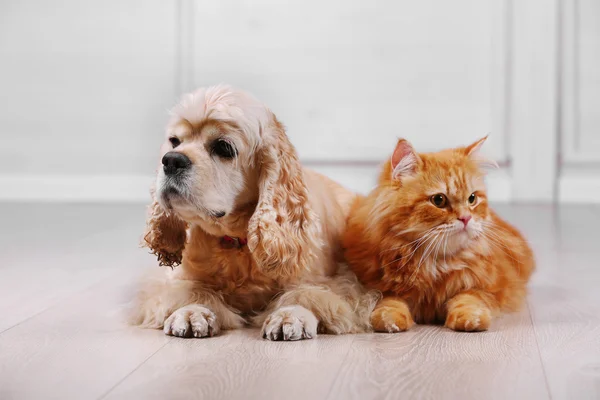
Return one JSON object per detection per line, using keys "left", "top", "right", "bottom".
{"left": 0, "top": 0, "right": 176, "bottom": 176}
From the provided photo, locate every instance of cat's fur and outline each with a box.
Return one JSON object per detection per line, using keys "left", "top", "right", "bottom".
{"left": 343, "top": 137, "right": 535, "bottom": 332}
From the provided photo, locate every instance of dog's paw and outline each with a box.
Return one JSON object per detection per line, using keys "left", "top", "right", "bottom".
{"left": 163, "top": 304, "right": 220, "bottom": 338}
{"left": 262, "top": 305, "right": 318, "bottom": 341}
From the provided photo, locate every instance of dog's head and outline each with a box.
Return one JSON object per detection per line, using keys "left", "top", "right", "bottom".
{"left": 143, "top": 85, "right": 320, "bottom": 276}
{"left": 154, "top": 86, "right": 266, "bottom": 232}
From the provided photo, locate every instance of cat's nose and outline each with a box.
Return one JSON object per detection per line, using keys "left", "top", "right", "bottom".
{"left": 458, "top": 215, "right": 472, "bottom": 228}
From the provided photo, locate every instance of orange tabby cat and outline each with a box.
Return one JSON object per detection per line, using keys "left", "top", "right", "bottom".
{"left": 343, "top": 137, "right": 535, "bottom": 332}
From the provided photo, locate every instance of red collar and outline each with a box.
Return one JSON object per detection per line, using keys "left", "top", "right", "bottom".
{"left": 220, "top": 235, "right": 248, "bottom": 249}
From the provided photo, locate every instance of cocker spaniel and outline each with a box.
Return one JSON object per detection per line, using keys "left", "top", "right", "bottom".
{"left": 130, "top": 85, "right": 377, "bottom": 340}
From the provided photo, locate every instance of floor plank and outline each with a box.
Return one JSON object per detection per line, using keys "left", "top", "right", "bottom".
{"left": 0, "top": 269, "right": 168, "bottom": 400}
{"left": 528, "top": 252, "right": 600, "bottom": 400}
{"left": 0, "top": 204, "right": 149, "bottom": 332}
{"left": 104, "top": 330, "right": 356, "bottom": 400}
{"left": 525, "top": 206, "right": 600, "bottom": 400}
{"left": 326, "top": 306, "right": 549, "bottom": 400}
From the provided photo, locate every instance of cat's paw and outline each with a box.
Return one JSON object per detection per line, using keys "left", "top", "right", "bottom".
{"left": 164, "top": 304, "right": 220, "bottom": 338}
{"left": 262, "top": 305, "right": 318, "bottom": 341}
{"left": 445, "top": 305, "right": 491, "bottom": 332}
{"left": 371, "top": 305, "right": 414, "bottom": 333}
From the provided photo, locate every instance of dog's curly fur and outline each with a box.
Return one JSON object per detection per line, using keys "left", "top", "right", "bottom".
{"left": 130, "top": 85, "right": 378, "bottom": 340}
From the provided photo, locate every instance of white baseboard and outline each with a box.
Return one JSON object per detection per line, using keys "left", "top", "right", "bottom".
{"left": 559, "top": 168, "right": 600, "bottom": 204}
{"left": 0, "top": 167, "right": 513, "bottom": 203}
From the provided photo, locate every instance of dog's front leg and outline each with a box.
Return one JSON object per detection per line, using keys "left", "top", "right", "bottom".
{"left": 258, "top": 279, "right": 376, "bottom": 341}
{"left": 130, "top": 275, "right": 245, "bottom": 338}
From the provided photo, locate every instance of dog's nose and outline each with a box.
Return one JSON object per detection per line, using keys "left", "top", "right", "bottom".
{"left": 162, "top": 152, "right": 191, "bottom": 175}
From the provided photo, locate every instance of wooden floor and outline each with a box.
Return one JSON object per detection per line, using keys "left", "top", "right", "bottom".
{"left": 1, "top": 203, "right": 599, "bottom": 400}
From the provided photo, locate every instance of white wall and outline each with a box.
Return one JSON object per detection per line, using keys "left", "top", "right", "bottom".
{"left": 182, "top": 0, "right": 514, "bottom": 199}
{"left": 0, "top": 1, "right": 178, "bottom": 176}
{"left": 0, "top": 0, "right": 596, "bottom": 203}
{"left": 188, "top": 1, "right": 501, "bottom": 159}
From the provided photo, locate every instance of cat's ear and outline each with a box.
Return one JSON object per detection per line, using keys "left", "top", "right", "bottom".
{"left": 391, "top": 139, "right": 420, "bottom": 180}
{"left": 465, "top": 136, "right": 488, "bottom": 156}
{"left": 465, "top": 135, "right": 499, "bottom": 169}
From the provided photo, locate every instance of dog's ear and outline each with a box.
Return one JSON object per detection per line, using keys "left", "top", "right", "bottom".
{"left": 142, "top": 187, "right": 187, "bottom": 268}
{"left": 247, "top": 115, "right": 322, "bottom": 279}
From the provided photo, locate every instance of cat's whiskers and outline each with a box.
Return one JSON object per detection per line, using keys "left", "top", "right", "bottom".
{"left": 404, "top": 228, "right": 446, "bottom": 256}
{"left": 443, "top": 229, "right": 449, "bottom": 266}
{"left": 379, "top": 228, "right": 437, "bottom": 254}
{"left": 430, "top": 229, "right": 449, "bottom": 275}
{"left": 409, "top": 231, "right": 443, "bottom": 285}
{"left": 395, "top": 225, "right": 437, "bottom": 237}
{"left": 382, "top": 231, "right": 437, "bottom": 270}
{"left": 430, "top": 231, "right": 444, "bottom": 274}
{"left": 384, "top": 223, "right": 461, "bottom": 283}
{"left": 481, "top": 220, "right": 532, "bottom": 248}
{"left": 484, "top": 232, "right": 519, "bottom": 259}
{"left": 388, "top": 228, "right": 447, "bottom": 275}
{"left": 479, "top": 229, "right": 521, "bottom": 264}
{"left": 481, "top": 221, "right": 530, "bottom": 278}
{"left": 434, "top": 227, "right": 452, "bottom": 267}
{"left": 380, "top": 226, "right": 443, "bottom": 270}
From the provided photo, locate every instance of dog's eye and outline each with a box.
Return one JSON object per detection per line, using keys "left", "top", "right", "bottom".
{"left": 169, "top": 137, "right": 181, "bottom": 148}
{"left": 212, "top": 139, "right": 237, "bottom": 159}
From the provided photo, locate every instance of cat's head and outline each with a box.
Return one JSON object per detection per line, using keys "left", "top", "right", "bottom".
{"left": 378, "top": 136, "right": 498, "bottom": 255}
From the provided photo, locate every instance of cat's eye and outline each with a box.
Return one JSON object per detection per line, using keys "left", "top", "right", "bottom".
{"left": 430, "top": 193, "right": 447, "bottom": 208}
{"left": 169, "top": 137, "right": 181, "bottom": 148}
{"left": 212, "top": 139, "right": 237, "bottom": 159}
{"left": 468, "top": 192, "right": 477, "bottom": 204}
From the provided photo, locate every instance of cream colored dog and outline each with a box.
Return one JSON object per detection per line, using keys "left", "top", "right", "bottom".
{"left": 131, "top": 85, "right": 377, "bottom": 340}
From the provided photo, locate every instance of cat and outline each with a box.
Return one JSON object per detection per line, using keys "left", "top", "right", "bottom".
{"left": 343, "top": 137, "right": 535, "bottom": 332}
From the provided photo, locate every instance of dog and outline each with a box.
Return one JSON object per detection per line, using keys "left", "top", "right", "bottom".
{"left": 130, "top": 85, "right": 377, "bottom": 340}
